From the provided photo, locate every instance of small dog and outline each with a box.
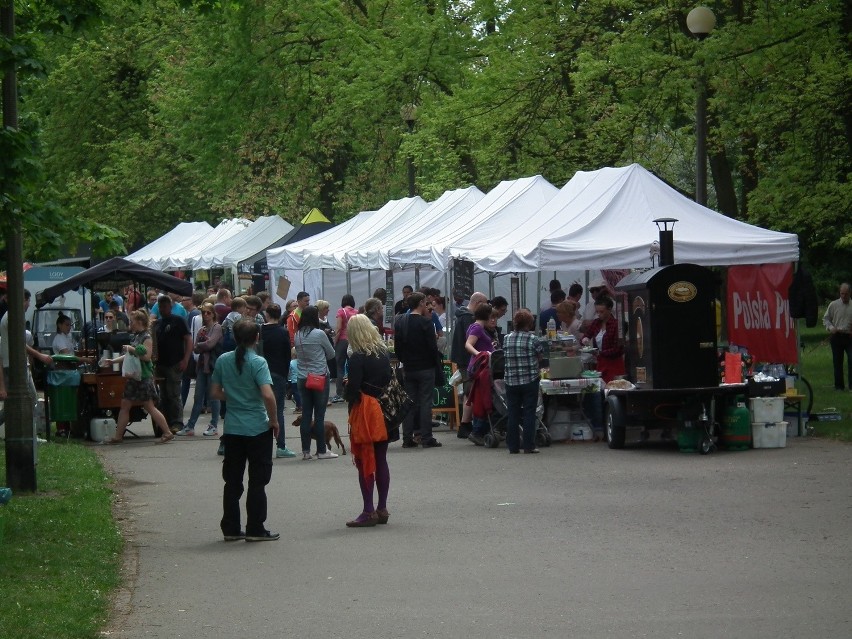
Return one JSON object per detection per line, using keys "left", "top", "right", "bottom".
{"left": 291, "top": 415, "right": 346, "bottom": 455}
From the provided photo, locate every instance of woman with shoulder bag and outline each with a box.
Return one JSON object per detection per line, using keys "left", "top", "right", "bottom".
{"left": 105, "top": 311, "right": 173, "bottom": 444}
{"left": 294, "top": 306, "right": 337, "bottom": 460}
{"left": 179, "top": 303, "right": 223, "bottom": 437}
{"left": 343, "top": 315, "right": 394, "bottom": 527}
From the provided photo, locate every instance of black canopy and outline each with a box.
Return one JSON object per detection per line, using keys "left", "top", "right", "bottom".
{"left": 37, "top": 257, "right": 193, "bottom": 308}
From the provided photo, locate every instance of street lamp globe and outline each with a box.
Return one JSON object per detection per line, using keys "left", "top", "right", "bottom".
{"left": 686, "top": 6, "right": 716, "bottom": 38}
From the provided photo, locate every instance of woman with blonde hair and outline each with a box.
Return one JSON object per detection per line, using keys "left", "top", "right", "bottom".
{"left": 343, "top": 314, "right": 395, "bottom": 527}
{"left": 555, "top": 299, "right": 582, "bottom": 342}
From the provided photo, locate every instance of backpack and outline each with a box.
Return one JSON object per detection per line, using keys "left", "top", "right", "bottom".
{"left": 221, "top": 318, "right": 237, "bottom": 352}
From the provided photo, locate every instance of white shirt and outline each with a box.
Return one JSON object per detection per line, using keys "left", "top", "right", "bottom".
{"left": 52, "top": 332, "right": 75, "bottom": 354}
{"left": 0, "top": 315, "right": 34, "bottom": 369}
{"left": 823, "top": 298, "right": 852, "bottom": 333}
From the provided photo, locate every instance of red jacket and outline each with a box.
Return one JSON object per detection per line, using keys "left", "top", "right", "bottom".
{"left": 465, "top": 352, "right": 493, "bottom": 418}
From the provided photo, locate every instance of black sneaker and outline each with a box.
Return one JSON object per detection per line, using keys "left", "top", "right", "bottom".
{"left": 245, "top": 531, "right": 280, "bottom": 542}
{"left": 402, "top": 438, "right": 419, "bottom": 448}
{"left": 223, "top": 531, "right": 246, "bottom": 542}
{"left": 421, "top": 438, "right": 443, "bottom": 448}
{"left": 457, "top": 423, "right": 473, "bottom": 438}
{"left": 468, "top": 433, "right": 485, "bottom": 446}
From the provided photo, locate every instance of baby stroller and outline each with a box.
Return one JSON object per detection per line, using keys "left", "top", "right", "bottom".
{"left": 477, "top": 350, "right": 551, "bottom": 449}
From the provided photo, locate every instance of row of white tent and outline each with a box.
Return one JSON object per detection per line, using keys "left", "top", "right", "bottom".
{"left": 267, "top": 163, "right": 798, "bottom": 276}
{"left": 126, "top": 216, "right": 294, "bottom": 272}
{"left": 125, "top": 164, "right": 799, "bottom": 322}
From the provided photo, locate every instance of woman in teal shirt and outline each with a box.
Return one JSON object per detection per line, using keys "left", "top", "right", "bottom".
{"left": 211, "top": 318, "right": 281, "bottom": 542}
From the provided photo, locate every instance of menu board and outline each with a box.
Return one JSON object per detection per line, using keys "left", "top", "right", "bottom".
{"left": 453, "top": 259, "right": 474, "bottom": 300}
{"left": 432, "top": 361, "right": 458, "bottom": 419}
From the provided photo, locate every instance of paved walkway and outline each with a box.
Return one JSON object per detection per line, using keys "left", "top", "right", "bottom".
{"left": 95, "top": 400, "right": 852, "bottom": 639}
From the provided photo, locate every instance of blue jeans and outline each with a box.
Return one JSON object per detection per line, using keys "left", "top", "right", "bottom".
{"left": 270, "top": 372, "right": 288, "bottom": 448}
{"left": 185, "top": 369, "right": 220, "bottom": 431}
{"left": 298, "top": 376, "right": 330, "bottom": 454}
{"left": 582, "top": 390, "right": 604, "bottom": 433}
{"left": 506, "top": 379, "right": 540, "bottom": 452}
{"left": 288, "top": 379, "right": 301, "bottom": 409}
{"left": 403, "top": 368, "right": 436, "bottom": 442}
{"left": 334, "top": 339, "right": 349, "bottom": 397}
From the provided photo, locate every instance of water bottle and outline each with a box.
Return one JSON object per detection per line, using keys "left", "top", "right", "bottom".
{"left": 546, "top": 317, "right": 556, "bottom": 340}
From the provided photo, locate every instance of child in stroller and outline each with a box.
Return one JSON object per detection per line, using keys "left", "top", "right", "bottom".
{"left": 466, "top": 350, "right": 551, "bottom": 448}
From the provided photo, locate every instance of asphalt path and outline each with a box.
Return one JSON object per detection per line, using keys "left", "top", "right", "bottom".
{"left": 95, "top": 401, "right": 852, "bottom": 639}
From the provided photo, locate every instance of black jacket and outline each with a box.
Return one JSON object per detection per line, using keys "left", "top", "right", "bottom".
{"left": 450, "top": 305, "right": 474, "bottom": 369}
{"left": 394, "top": 313, "right": 438, "bottom": 372}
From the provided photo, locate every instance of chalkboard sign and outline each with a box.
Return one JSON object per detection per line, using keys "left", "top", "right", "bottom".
{"left": 432, "top": 360, "right": 458, "bottom": 424}
{"left": 452, "top": 259, "right": 475, "bottom": 300}
{"left": 384, "top": 270, "right": 395, "bottom": 326}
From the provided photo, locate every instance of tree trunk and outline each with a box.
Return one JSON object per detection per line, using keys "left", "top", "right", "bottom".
{"left": 709, "top": 150, "right": 739, "bottom": 218}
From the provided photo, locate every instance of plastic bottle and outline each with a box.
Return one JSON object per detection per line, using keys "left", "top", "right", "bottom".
{"left": 546, "top": 317, "right": 556, "bottom": 340}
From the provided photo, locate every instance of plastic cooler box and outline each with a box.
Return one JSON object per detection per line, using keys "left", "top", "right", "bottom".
{"left": 752, "top": 421, "right": 787, "bottom": 448}
{"left": 749, "top": 397, "right": 784, "bottom": 423}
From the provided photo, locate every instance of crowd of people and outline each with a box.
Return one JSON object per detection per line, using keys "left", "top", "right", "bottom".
{"left": 0, "top": 276, "right": 625, "bottom": 538}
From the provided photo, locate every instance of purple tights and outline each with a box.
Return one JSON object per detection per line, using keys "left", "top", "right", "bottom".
{"left": 355, "top": 441, "right": 390, "bottom": 512}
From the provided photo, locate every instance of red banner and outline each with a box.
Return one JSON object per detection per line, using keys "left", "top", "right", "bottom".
{"left": 726, "top": 264, "right": 796, "bottom": 363}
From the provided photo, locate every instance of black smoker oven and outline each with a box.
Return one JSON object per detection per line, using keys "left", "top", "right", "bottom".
{"left": 616, "top": 263, "right": 719, "bottom": 390}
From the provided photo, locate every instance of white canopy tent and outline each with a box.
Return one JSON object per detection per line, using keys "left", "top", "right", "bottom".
{"left": 345, "top": 187, "right": 486, "bottom": 271}
{"left": 388, "top": 175, "right": 559, "bottom": 271}
{"left": 301, "top": 196, "right": 430, "bottom": 271}
{"left": 193, "top": 215, "right": 294, "bottom": 271}
{"left": 451, "top": 164, "right": 799, "bottom": 272}
{"left": 126, "top": 222, "right": 213, "bottom": 270}
{"left": 267, "top": 209, "right": 382, "bottom": 272}
{"left": 160, "top": 218, "right": 251, "bottom": 271}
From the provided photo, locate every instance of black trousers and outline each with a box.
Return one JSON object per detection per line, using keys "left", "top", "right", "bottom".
{"left": 220, "top": 429, "right": 273, "bottom": 536}
{"left": 829, "top": 332, "right": 852, "bottom": 390}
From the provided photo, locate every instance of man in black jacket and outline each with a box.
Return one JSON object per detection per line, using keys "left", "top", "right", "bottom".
{"left": 449, "top": 291, "right": 487, "bottom": 438}
{"left": 394, "top": 292, "right": 442, "bottom": 448}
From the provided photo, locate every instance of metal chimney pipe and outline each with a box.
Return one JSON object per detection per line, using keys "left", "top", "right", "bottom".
{"left": 653, "top": 218, "right": 678, "bottom": 267}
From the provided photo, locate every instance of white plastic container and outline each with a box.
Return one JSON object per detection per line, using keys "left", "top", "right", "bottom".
{"left": 749, "top": 397, "right": 784, "bottom": 423}
{"left": 571, "top": 425, "right": 594, "bottom": 441}
{"left": 752, "top": 421, "right": 787, "bottom": 448}
{"left": 90, "top": 417, "right": 116, "bottom": 443}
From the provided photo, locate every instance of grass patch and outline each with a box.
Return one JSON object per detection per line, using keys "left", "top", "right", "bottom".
{"left": 0, "top": 442, "right": 122, "bottom": 639}
{"left": 797, "top": 319, "right": 852, "bottom": 441}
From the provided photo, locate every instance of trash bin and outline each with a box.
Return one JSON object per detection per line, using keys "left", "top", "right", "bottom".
{"left": 46, "top": 369, "right": 81, "bottom": 422}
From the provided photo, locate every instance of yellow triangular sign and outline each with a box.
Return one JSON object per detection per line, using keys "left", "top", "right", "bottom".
{"left": 300, "top": 208, "right": 331, "bottom": 225}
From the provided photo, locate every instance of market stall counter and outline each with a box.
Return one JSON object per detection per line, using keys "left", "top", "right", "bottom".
{"left": 540, "top": 377, "right": 603, "bottom": 442}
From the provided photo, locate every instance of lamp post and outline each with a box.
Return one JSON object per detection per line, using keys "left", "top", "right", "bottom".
{"left": 686, "top": 6, "right": 715, "bottom": 207}
{"left": 400, "top": 104, "right": 418, "bottom": 197}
